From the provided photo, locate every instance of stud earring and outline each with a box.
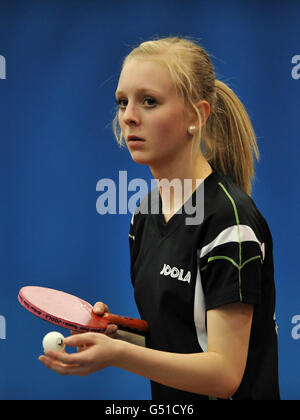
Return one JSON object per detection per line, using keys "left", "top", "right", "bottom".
{"left": 188, "top": 125, "right": 197, "bottom": 135}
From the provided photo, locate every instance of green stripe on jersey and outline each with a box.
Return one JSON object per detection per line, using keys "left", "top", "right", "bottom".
{"left": 201, "top": 183, "right": 262, "bottom": 302}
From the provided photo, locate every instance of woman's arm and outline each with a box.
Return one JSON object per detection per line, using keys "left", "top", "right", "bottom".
{"left": 39, "top": 302, "right": 253, "bottom": 399}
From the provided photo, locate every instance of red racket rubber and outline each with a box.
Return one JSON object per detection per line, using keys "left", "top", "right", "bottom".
{"left": 18, "top": 286, "right": 149, "bottom": 336}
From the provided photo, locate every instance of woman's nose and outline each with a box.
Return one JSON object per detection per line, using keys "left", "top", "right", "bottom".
{"left": 123, "top": 104, "right": 140, "bottom": 126}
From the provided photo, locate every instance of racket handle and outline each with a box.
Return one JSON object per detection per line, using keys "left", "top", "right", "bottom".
{"left": 104, "top": 313, "right": 149, "bottom": 336}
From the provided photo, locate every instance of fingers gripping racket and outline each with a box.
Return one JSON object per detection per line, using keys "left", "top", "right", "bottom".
{"left": 18, "top": 286, "right": 149, "bottom": 336}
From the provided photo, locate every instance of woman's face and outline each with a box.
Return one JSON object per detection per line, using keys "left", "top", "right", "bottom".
{"left": 115, "top": 58, "right": 192, "bottom": 169}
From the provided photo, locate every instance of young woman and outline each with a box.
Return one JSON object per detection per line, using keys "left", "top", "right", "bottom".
{"left": 39, "top": 37, "right": 280, "bottom": 400}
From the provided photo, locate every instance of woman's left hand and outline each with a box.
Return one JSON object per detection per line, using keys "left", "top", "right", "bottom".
{"left": 38, "top": 332, "right": 119, "bottom": 376}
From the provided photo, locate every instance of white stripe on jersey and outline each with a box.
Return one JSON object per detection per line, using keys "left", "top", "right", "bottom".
{"left": 194, "top": 250, "right": 208, "bottom": 352}
{"left": 199, "top": 224, "right": 265, "bottom": 261}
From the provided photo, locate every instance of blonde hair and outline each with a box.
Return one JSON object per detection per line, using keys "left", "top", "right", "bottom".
{"left": 113, "top": 37, "right": 259, "bottom": 195}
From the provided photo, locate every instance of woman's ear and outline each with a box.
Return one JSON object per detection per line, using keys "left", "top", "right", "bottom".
{"left": 196, "top": 100, "right": 211, "bottom": 127}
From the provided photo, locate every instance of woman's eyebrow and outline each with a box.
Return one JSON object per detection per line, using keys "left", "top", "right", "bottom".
{"left": 115, "top": 87, "right": 162, "bottom": 97}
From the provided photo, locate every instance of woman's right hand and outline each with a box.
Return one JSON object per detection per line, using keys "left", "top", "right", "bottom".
{"left": 70, "top": 302, "right": 118, "bottom": 352}
{"left": 92, "top": 301, "right": 118, "bottom": 338}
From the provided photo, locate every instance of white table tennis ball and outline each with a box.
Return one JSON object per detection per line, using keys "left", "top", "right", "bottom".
{"left": 42, "top": 331, "right": 65, "bottom": 352}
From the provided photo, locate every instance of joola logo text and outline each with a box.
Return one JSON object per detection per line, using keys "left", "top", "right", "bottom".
{"left": 160, "top": 264, "right": 191, "bottom": 284}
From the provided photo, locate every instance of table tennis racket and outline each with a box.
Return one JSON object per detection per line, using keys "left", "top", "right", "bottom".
{"left": 18, "top": 286, "right": 149, "bottom": 336}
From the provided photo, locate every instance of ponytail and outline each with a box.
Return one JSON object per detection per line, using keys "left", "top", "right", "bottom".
{"left": 204, "top": 80, "right": 259, "bottom": 196}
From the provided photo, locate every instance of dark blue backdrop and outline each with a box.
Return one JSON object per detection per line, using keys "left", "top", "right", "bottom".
{"left": 0, "top": 0, "right": 299, "bottom": 400}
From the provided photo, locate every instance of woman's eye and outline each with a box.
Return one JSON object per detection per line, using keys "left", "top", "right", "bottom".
{"left": 144, "top": 97, "right": 157, "bottom": 107}
{"left": 117, "top": 99, "right": 127, "bottom": 109}
{"left": 116, "top": 97, "right": 157, "bottom": 109}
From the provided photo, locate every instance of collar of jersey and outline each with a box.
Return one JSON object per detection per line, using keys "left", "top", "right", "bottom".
{"left": 154, "top": 170, "right": 219, "bottom": 238}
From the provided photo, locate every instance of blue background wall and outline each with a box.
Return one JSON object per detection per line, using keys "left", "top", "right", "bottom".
{"left": 0, "top": 0, "right": 299, "bottom": 400}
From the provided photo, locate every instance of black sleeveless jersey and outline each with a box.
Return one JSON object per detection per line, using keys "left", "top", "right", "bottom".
{"left": 129, "top": 170, "right": 280, "bottom": 400}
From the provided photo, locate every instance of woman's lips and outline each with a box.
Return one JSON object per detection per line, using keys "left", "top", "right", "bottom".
{"left": 128, "top": 140, "right": 145, "bottom": 148}
{"left": 127, "top": 135, "right": 145, "bottom": 142}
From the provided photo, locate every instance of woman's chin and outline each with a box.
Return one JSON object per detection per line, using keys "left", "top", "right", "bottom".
{"left": 129, "top": 152, "right": 152, "bottom": 166}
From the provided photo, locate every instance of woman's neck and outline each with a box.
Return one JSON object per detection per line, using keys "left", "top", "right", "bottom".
{"left": 149, "top": 151, "right": 213, "bottom": 221}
